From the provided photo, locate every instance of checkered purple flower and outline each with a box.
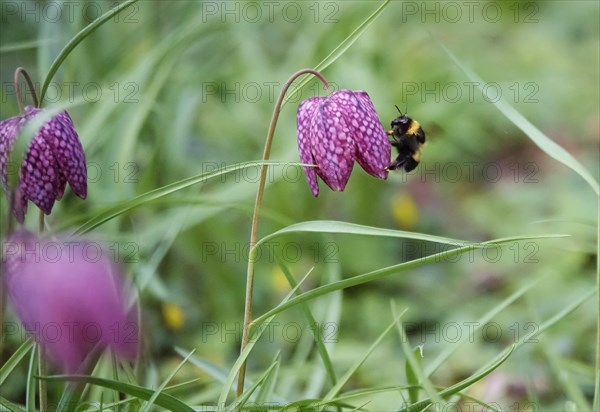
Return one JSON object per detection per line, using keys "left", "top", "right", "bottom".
{"left": 0, "top": 106, "right": 87, "bottom": 223}
{"left": 2, "top": 230, "right": 138, "bottom": 372}
{"left": 297, "top": 89, "right": 390, "bottom": 196}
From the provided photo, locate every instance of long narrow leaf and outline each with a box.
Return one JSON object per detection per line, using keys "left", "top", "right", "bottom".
{"left": 41, "top": 375, "right": 195, "bottom": 412}
{"left": 0, "top": 338, "right": 33, "bottom": 385}
{"left": 257, "top": 220, "right": 474, "bottom": 249}
{"left": 39, "top": 0, "right": 141, "bottom": 104}
{"left": 393, "top": 303, "right": 443, "bottom": 408}
{"left": 254, "top": 353, "right": 282, "bottom": 405}
{"left": 278, "top": 260, "right": 338, "bottom": 388}
{"left": 426, "top": 275, "right": 542, "bottom": 376}
{"left": 231, "top": 353, "right": 280, "bottom": 411}
{"left": 143, "top": 349, "right": 196, "bottom": 411}
{"left": 25, "top": 345, "right": 37, "bottom": 411}
{"left": 516, "top": 288, "right": 596, "bottom": 349}
{"left": 287, "top": 0, "right": 391, "bottom": 101}
{"left": 323, "top": 309, "right": 407, "bottom": 401}
{"left": 73, "top": 161, "right": 305, "bottom": 234}
{"left": 437, "top": 40, "right": 599, "bottom": 195}
{"left": 252, "top": 235, "right": 566, "bottom": 327}
{"left": 0, "top": 396, "right": 26, "bottom": 412}
{"left": 217, "top": 269, "right": 314, "bottom": 407}
{"left": 398, "top": 345, "right": 515, "bottom": 412}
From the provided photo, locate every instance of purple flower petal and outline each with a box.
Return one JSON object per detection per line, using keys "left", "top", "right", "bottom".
{"left": 348, "top": 91, "right": 390, "bottom": 179}
{"left": 20, "top": 135, "right": 62, "bottom": 214}
{"left": 3, "top": 231, "right": 138, "bottom": 372}
{"left": 0, "top": 116, "right": 23, "bottom": 195}
{"left": 48, "top": 110, "right": 87, "bottom": 199}
{"left": 309, "top": 94, "right": 355, "bottom": 192}
{"left": 297, "top": 97, "right": 323, "bottom": 196}
{"left": 0, "top": 107, "right": 87, "bottom": 222}
{"left": 295, "top": 88, "right": 390, "bottom": 196}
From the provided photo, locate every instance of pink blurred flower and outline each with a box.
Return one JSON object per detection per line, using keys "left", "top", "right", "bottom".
{"left": 296, "top": 89, "right": 390, "bottom": 196}
{"left": 0, "top": 106, "right": 87, "bottom": 223}
{"left": 2, "top": 230, "right": 137, "bottom": 372}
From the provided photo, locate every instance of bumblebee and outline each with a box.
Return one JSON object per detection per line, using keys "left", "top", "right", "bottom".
{"left": 386, "top": 106, "right": 426, "bottom": 172}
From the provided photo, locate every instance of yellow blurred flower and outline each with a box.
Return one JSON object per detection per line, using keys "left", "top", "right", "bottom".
{"left": 390, "top": 192, "right": 419, "bottom": 229}
{"left": 162, "top": 302, "right": 185, "bottom": 331}
{"left": 271, "top": 266, "right": 289, "bottom": 295}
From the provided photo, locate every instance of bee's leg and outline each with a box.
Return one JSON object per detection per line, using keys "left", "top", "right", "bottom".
{"left": 386, "top": 157, "right": 408, "bottom": 171}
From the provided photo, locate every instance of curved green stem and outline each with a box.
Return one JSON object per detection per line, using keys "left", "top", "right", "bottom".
{"left": 236, "top": 68, "right": 330, "bottom": 396}
{"left": 14, "top": 67, "right": 39, "bottom": 113}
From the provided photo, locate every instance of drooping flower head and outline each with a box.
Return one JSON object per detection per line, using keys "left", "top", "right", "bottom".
{"left": 2, "top": 231, "right": 138, "bottom": 372}
{"left": 0, "top": 106, "right": 87, "bottom": 223}
{"left": 297, "top": 89, "right": 390, "bottom": 196}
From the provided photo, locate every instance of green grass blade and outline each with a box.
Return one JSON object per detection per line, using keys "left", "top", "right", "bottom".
{"left": 437, "top": 40, "right": 599, "bottom": 195}
{"left": 39, "top": 0, "right": 141, "bottom": 104}
{"left": 54, "top": 348, "right": 103, "bottom": 412}
{"left": 455, "top": 392, "right": 503, "bottom": 412}
{"left": 25, "top": 345, "right": 37, "bottom": 411}
{"left": 0, "top": 338, "right": 33, "bottom": 385}
{"left": 516, "top": 288, "right": 596, "bottom": 349}
{"left": 539, "top": 337, "right": 590, "bottom": 410}
{"left": 117, "top": 54, "right": 177, "bottom": 167}
{"left": 143, "top": 349, "right": 196, "bottom": 411}
{"left": 278, "top": 260, "right": 338, "bottom": 388}
{"left": 73, "top": 161, "right": 303, "bottom": 234}
{"left": 231, "top": 353, "right": 280, "bottom": 411}
{"left": 217, "top": 269, "right": 313, "bottom": 408}
{"left": 425, "top": 276, "right": 542, "bottom": 376}
{"left": 392, "top": 303, "right": 443, "bottom": 408}
{"left": 398, "top": 345, "right": 515, "bottom": 412}
{"left": 41, "top": 375, "right": 195, "bottom": 412}
{"left": 288, "top": 0, "right": 391, "bottom": 101}
{"left": 323, "top": 309, "right": 407, "bottom": 401}
{"left": 252, "top": 235, "right": 566, "bottom": 327}
{"left": 174, "top": 348, "right": 229, "bottom": 384}
{"left": 0, "top": 396, "right": 26, "bottom": 412}
{"left": 405, "top": 347, "right": 422, "bottom": 405}
{"left": 254, "top": 353, "right": 281, "bottom": 405}
{"left": 0, "top": 39, "right": 51, "bottom": 53}
{"left": 317, "top": 297, "right": 578, "bottom": 412}
{"left": 257, "top": 220, "right": 475, "bottom": 249}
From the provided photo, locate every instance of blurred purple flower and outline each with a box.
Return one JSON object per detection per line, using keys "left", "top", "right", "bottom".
{"left": 0, "top": 106, "right": 87, "bottom": 223}
{"left": 3, "top": 230, "right": 137, "bottom": 372}
{"left": 296, "top": 89, "right": 390, "bottom": 196}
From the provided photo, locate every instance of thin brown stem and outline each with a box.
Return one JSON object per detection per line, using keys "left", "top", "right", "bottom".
{"left": 236, "top": 69, "right": 329, "bottom": 396}
{"left": 14, "top": 67, "right": 39, "bottom": 113}
{"left": 38, "top": 211, "right": 45, "bottom": 233}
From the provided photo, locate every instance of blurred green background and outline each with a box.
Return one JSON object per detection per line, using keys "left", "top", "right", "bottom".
{"left": 1, "top": 0, "right": 598, "bottom": 409}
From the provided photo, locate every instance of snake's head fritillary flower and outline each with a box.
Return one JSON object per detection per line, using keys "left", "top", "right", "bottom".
{"left": 2, "top": 231, "right": 138, "bottom": 372}
{"left": 0, "top": 106, "right": 87, "bottom": 223}
{"left": 296, "top": 89, "right": 390, "bottom": 196}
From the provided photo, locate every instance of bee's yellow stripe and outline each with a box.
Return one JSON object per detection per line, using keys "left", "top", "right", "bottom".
{"left": 407, "top": 120, "right": 421, "bottom": 136}
{"left": 412, "top": 150, "right": 422, "bottom": 162}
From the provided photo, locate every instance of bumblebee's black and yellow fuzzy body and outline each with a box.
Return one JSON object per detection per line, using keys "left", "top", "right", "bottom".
{"left": 386, "top": 108, "right": 426, "bottom": 172}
